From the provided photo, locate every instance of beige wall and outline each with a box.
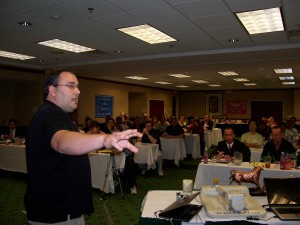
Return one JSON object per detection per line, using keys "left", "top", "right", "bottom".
{"left": 179, "top": 89, "right": 294, "bottom": 120}
{"left": 77, "top": 78, "right": 174, "bottom": 125}
{"left": 1, "top": 68, "right": 299, "bottom": 126}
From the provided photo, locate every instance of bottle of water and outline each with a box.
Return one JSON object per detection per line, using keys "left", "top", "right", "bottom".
{"left": 204, "top": 147, "right": 208, "bottom": 164}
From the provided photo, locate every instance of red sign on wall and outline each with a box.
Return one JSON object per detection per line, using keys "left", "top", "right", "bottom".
{"left": 227, "top": 100, "right": 247, "bottom": 114}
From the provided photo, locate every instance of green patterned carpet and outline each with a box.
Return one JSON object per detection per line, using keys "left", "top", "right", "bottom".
{"left": 0, "top": 158, "right": 200, "bottom": 225}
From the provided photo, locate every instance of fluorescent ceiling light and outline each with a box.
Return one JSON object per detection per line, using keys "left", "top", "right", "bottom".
{"left": 0, "top": 50, "right": 35, "bottom": 60}
{"left": 274, "top": 68, "right": 293, "bottom": 74}
{"left": 118, "top": 24, "right": 176, "bottom": 44}
{"left": 236, "top": 7, "right": 284, "bottom": 34}
{"left": 176, "top": 85, "right": 189, "bottom": 88}
{"left": 125, "top": 76, "right": 148, "bottom": 80}
{"left": 282, "top": 82, "right": 295, "bottom": 85}
{"left": 169, "top": 74, "right": 191, "bottom": 78}
{"left": 233, "top": 78, "right": 249, "bottom": 82}
{"left": 155, "top": 81, "right": 172, "bottom": 85}
{"left": 191, "top": 80, "right": 209, "bottom": 84}
{"left": 208, "top": 84, "right": 221, "bottom": 87}
{"left": 37, "top": 39, "right": 95, "bottom": 53}
{"left": 218, "top": 71, "right": 239, "bottom": 76}
{"left": 243, "top": 83, "right": 257, "bottom": 86}
{"left": 279, "top": 76, "right": 294, "bottom": 80}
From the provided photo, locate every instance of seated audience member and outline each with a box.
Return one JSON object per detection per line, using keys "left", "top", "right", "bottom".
{"left": 152, "top": 116, "right": 159, "bottom": 129}
{"left": 131, "top": 116, "right": 141, "bottom": 132}
{"left": 221, "top": 114, "right": 230, "bottom": 124}
{"left": 284, "top": 119, "right": 298, "bottom": 145}
{"left": 267, "top": 116, "right": 278, "bottom": 128}
{"left": 209, "top": 115, "right": 217, "bottom": 128}
{"left": 139, "top": 113, "right": 149, "bottom": 131}
{"left": 137, "top": 120, "right": 164, "bottom": 176}
{"left": 212, "top": 127, "right": 251, "bottom": 162}
{"left": 178, "top": 115, "right": 187, "bottom": 128}
{"left": 71, "top": 119, "right": 84, "bottom": 133}
{"left": 261, "top": 126, "right": 295, "bottom": 162}
{"left": 87, "top": 120, "right": 105, "bottom": 134}
{"left": 201, "top": 115, "right": 213, "bottom": 131}
{"left": 2, "top": 119, "right": 23, "bottom": 140}
{"left": 187, "top": 119, "right": 205, "bottom": 156}
{"left": 155, "top": 115, "right": 170, "bottom": 136}
{"left": 162, "top": 115, "right": 184, "bottom": 139}
{"left": 82, "top": 116, "right": 92, "bottom": 133}
{"left": 123, "top": 114, "right": 134, "bottom": 129}
{"left": 257, "top": 120, "right": 271, "bottom": 140}
{"left": 241, "top": 120, "right": 264, "bottom": 149}
{"left": 116, "top": 116, "right": 128, "bottom": 131}
{"left": 106, "top": 118, "right": 117, "bottom": 134}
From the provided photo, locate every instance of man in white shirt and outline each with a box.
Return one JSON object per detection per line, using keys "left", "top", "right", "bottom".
{"left": 241, "top": 120, "right": 264, "bottom": 149}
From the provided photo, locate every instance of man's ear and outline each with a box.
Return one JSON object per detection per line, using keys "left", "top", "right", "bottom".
{"left": 48, "top": 85, "right": 56, "bottom": 97}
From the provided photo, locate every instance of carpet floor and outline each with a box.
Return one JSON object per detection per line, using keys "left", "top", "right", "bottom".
{"left": 0, "top": 157, "right": 201, "bottom": 225}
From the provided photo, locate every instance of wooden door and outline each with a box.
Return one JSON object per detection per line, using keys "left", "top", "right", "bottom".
{"left": 149, "top": 100, "right": 164, "bottom": 118}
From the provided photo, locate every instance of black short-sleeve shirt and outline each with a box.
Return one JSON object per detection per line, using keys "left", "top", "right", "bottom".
{"left": 165, "top": 124, "right": 184, "bottom": 136}
{"left": 24, "top": 100, "right": 93, "bottom": 223}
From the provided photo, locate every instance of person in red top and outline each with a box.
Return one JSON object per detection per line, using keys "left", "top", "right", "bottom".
{"left": 187, "top": 118, "right": 205, "bottom": 156}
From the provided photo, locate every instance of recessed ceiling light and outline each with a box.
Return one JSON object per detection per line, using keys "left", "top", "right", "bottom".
{"left": 218, "top": 71, "right": 239, "bottom": 76}
{"left": 118, "top": 24, "right": 176, "bottom": 44}
{"left": 125, "top": 76, "right": 148, "bottom": 80}
{"left": 274, "top": 68, "right": 293, "bottom": 74}
{"left": 282, "top": 82, "right": 295, "bottom": 85}
{"left": 50, "top": 15, "right": 62, "bottom": 20}
{"left": 191, "top": 80, "right": 209, "bottom": 84}
{"left": 229, "top": 38, "right": 239, "bottom": 43}
{"left": 233, "top": 78, "right": 249, "bottom": 82}
{"left": 155, "top": 81, "right": 172, "bottom": 85}
{"left": 169, "top": 74, "right": 191, "bottom": 78}
{"left": 243, "top": 83, "right": 257, "bottom": 86}
{"left": 37, "top": 39, "right": 95, "bottom": 53}
{"left": 208, "top": 84, "right": 221, "bottom": 87}
{"left": 19, "top": 21, "right": 32, "bottom": 26}
{"left": 176, "top": 85, "right": 189, "bottom": 88}
{"left": 0, "top": 50, "right": 35, "bottom": 60}
{"left": 114, "top": 50, "right": 124, "bottom": 54}
{"left": 279, "top": 76, "right": 294, "bottom": 80}
{"left": 236, "top": 7, "right": 284, "bottom": 34}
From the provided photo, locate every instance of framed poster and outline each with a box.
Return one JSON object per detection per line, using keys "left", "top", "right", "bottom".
{"left": 227, "top": 100, "right": 247, "bottom": 114}
{"left": 95, "top": 95, "right": 114, "bottom": 118}
{"left": 205, "top": 93, "right": 223, "bottom": 116}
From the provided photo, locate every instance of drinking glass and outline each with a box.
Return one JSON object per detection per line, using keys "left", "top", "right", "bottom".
{"left": 264, "top": 156, "right": 271, "bottom": 168}
{"left": 182, "top": 179, "right": 193, "bottom": 195}
{"left": 234, "top": 152, "right": 243, "bottom": 166}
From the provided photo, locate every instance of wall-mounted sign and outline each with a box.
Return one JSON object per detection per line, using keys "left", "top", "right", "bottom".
{"left": 227, "top": 100, "right": 247, "bottom": 114}
{"left": 95, "top": 95, "right": 114, "bottom": 118}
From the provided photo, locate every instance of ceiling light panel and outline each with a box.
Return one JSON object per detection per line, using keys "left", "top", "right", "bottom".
{"left": 118, "top": 24, "right": 176, "bottom": 44}
{"left": 169, "top": 74, "right": 191, "bottom": 78}
{"left": 208, "top": 84, "right": 221, "bottom": 87}
{"left": 191, "top": 80, "right": 209, "bottom": 84}
{"left": 236, "top": 7, "right": 284, "bottom": 34}
{"left": 243, "top": 83, "right": 257, "bottom": 86}
{"left": 279, "top": 76, "right": 294, "bottom": 80}
{"left": 125, "top": 76, "right": 148, "bottom": 80}
{"left": 0, "top": 50, "right": 35, "bottom": 60}
{"left": 282, "top": 82, "right": 295, "bottom": 85}
{"left": 274, "top": 68, "right": 293, "bottom": 74}
{"left": 37, "top": 39, "right": 95, "bottom": 53}
{"left": 176, "top": 85, "right": 189, "bottom": 88}
{"left": 233, "top": 78, "right": 249, "bottom": 82}
{"left": 218, "top": 71, "right": 239, "bottom": 76}
{"left": 155, "top": 81, "right": 172, "bottom": 84}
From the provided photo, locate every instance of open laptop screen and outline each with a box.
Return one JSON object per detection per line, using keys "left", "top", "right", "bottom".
{"left": 264, "top": 178, "right": 300, "bottom": 205}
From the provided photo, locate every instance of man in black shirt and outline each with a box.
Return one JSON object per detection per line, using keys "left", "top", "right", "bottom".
{"left": 261, "top": 126, "right": 295, "bottom": 162}
{"left": 162, "top": 115, "right": 184, "bottom": 139}
{"left": 24, "top": 70, "right": 141, "bottom": 224}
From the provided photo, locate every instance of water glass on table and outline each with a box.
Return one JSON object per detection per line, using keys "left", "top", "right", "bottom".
{"left": 264, "top": 156, "right": 271, "bottom": 168}
{"left": 234, "top": 152, "right": 242, "bottom": 166}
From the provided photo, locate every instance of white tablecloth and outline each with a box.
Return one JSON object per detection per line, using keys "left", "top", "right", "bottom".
{"left": 160, "top": 137, "right": 186, "bottom": 166}
{"left": 184, "top": 134, "right": 201, "bottom": 159}
{"left": 204, "top": 128, "right": 222, "bottom": 148}
{"left": 140, "top": 190, "right": 298, "bottom": 225}
{"left": 194, "top": 162, "right": 300, "bottom": 189}
{"left": 89, "top": 152, "right": 125, "bottom": 194}
{"left": 0, "top": 144, "right": 27, "bottom": 173}
{"left": 134, "top": 143, "right": 158, "bottom": 169}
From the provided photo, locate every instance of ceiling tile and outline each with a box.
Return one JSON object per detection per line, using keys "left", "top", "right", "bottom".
{"left": 105, "top": 0, "right": 168, "bottom": 12}
{"left": 0, "top": 0, "right": 50, "bottom": 13}
{"left": 93, "top": 13, "right": 143, "bottom": 29}
{"left": 192, "top": 14, "right": 240, "bottom": 29}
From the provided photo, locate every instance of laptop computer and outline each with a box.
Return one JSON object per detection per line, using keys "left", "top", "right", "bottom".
{"left": 264, "top": 177, "right": 300, "bottom": 220}
{"left": 159, "top": 192, "right": 202, "bottom": 222}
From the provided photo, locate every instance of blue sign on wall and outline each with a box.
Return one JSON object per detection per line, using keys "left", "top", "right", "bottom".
{"left": 95, "top": 95, "right": 114, "bottom": 118}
